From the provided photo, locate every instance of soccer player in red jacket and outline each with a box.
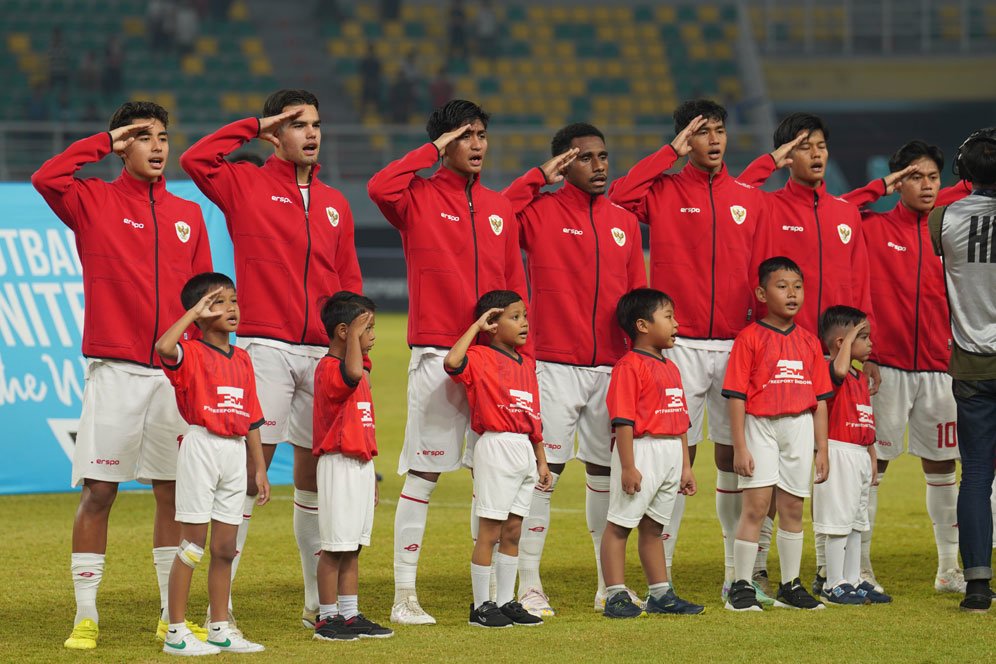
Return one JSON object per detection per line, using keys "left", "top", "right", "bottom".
{"left": 368, "top": 100, "right": 527, "bottom": 625}
{"left": 181, "top": 89, "right": 362, "bottom": 629}
{"left": 501, "top": 123, "right": 646, "bottom": 616}
{"left": 32, "top": 101, "right": 213, "bottom": 650}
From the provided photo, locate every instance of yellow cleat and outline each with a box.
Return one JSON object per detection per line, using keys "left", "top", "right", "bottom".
{"left": 64, "top": 618, "right": 98, "bottom": 649}
{"left": 156, "top": 618, "right": 208, "bottom": 642}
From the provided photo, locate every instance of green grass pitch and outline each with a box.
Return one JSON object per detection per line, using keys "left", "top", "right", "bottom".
{"left": 2, "top": 313, "right": 994, "bottom": 662}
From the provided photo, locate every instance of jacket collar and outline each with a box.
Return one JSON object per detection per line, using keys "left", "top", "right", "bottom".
{"left": 431, "top": 164, "right": 479, "bottom": 192}
{"left": 261, "top": 154, "right": 320, "bottom": 183}
{"left": 559, "top": 180, "right": 601, "bottom": 210}
{"left": 783, "top": 177, "right": 828, "bottom": 206}
{"left": 889, "top": 201, "right": 927, "bottom": 224}
{"left": 679, "top": 161, "right": 729, "bottom": 185}
{"left": 113, "top": 168, "right": 167, "bottom": 202}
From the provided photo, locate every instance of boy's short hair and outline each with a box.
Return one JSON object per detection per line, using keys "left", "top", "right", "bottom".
{"left": 758, "top": 256, "right": 803, "bottom": 286}
{"left": 263, "top": 89, "right": 319, "bottom": 117}
{"left": 180, "top": 272, "right": 235, "bottom": 310}
{"left": 673, "top": 99, "right": 727, "bottom": 134}
{"left": 109, "top": 101, "right": 169, "bottom": 130}
{"left": 426, "top": 99, "right": 490, "bottom": 142}
{"left": 773, "top": 112, "right": 830, "bottom": 149}
{"left": 615, "top": 288, "right": 674, "bottom": 341}
{"left": 320, "top": 291, "right": 377, "bottom": 338}
{"left": 551, "top": 122, "right": 605, "bottom": 157}
{"left": 818, "top": 305, "right": 868, "bottom": 348}
{"left": 955, "top": 128, "right": 996, "bottom": 185}
{"left": 474, "top": 290, "right": 523, "bottom": 319}
{"left": 888, "top": 140, "right": 944, "bottom": 173}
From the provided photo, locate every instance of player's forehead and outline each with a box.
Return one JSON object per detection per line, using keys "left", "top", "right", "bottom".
{"left": 652, "top": 301, "right": 674, "bottom": 317}
{"left": 283, "top": 104, "right": 319, "bottom": 123}
{"left": 698, "top": 117, "right": 725, "bottom": 131}
{"left": 502, "top": 299, "right": 526, "bottom": 315}
{"left": 131, "top": 117, "right": 167, "bottom": 135}
{"left": 799, "top": 129, "right": 826, "bottom": 145}
{"left": 768, "top": 269, "right": 803, "bottom": 284}
{"left": 910, "top": 155, "right": 941, "bottom": 175}
{"left": 570, "top": 135, "right": 606, "bottom": 154}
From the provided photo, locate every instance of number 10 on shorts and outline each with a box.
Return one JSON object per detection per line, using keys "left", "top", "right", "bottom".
{"left": 936, "top": 422, "right": 957, "bottom": 448}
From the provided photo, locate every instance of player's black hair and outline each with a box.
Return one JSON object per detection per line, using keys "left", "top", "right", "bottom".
{"left": 773, "top": 112, "right": 830, "bottom": 149}
{"left": 758, "top": 256, "right": 803, "bottom": 287}
{"left": 180, "top": 272, "right": 235, "bottom": 310}
{"left": 615, "top": 288, "right": 675, "bottom": 341}
{"left": 673, "top": 99, "right": 727, "bottom": 134}
{"left": 819, "top": 305, "right": 868, "bottom": 348}
{"left": 551, "top": 122, "right": 605, "bottom": 157}
{"left": 888, "top": 140, "right": 944, "bottom": 173}
{"left": 229, "top": 150, "right": 264, "bottom": 166}
{"left": 955, "top": 128, "right": 996, "bottom": 185}
{"left": 263, "top": 89, "right": 320, "bottom": 117}
{"left": 320, "top": 291, "right": 377, "bottom": 338}
{"left": 108, "top": 101, "right": 169, "bottom": 130}
{"left": 426, "top": 99, "right": 490, "bottom": 141}
{"left": 474, "top": 290, "right": 523, "bottom": 320}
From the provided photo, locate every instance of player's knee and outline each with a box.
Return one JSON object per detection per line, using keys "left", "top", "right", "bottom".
{"left": 80, "top": 482, "right": 118, "bottom": 513}
{"left": 177, "top": 539, "right": 205, "bottom": 569}
{"left": 501, "top": 519, "right": 522, "bottom": 546}
{"left": 210, "top": 536, "right": 237, "bottom": 563}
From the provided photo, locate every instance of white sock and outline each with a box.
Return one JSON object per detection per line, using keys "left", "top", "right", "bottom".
{"left": 494, "top": 552, "right": 517, "bottom": 606}
{"left": 229, "top": 493, "right": 256, "bottom": 609}
{"left": 71, "top": 552, "right": 104, "bottom": 625}
{"left": 166, "top": 622, "right": 186, "bottom": 642}
{"left": 663, "top": 492, "right": 686, "bottom": 571}
{"left": 586, "top": 474, "right": 611, "bottom": 593}
{"left": 754, "top": 516, "right": 774, "bottom": 574}
{"left": 925, "top": 472, "right": 960, "bottom": 573}
{"left": 518, "top": 472, "right": 558, "bottom": 594}
{"left": 824, "top": 534, "right": 847, "bottom": 589}
{"left": 152, "top": 546, "right": 176, "bottom": 620}
{"left": 716, "top": 470, "right": 743, "bottom": 582}
{"left": 777, "top": 529, "right": 804, "bottom": 584}
{"left": 844, "top": 529, "right": 862, "bottom": 586}
{"left": 394, "top": 474, "right": 436, "bottom": 602}
{"left": 339, "top": 595, "right": 358, "bottom": 620}
{"left": 648, "top": 581, "right": 671, "bottom": 600}
{"left": 318, "top": 603, "right": 338, "bottom": 621}
{"left": 862, "top": 470, "right": 882, "bottom": 570}
{"left": 471, "top": 563, "right": 491, "bottom": 609}
{"left": 207, "top": 621, "right": 229, "bottom": 640}
{"left": 733, "top": 539, "right": 758, "bottom": 583}
{"left": 293, "top": 489, "right": 321, "bottom": 612}
{"left": 814, "top": 532, "right": 828, "bottom": 571}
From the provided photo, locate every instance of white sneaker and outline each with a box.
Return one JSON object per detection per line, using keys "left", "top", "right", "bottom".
{"left": 163, "top": 630, "right": 220, "bottom": 657}
{"left": 594, "top": 587, "right": 646, "bottom": 612}
{"left": 518, "top": 587, "right": 555, "bottom": 617}
{"left": 206, "top": 625, "right": 264, "bottom": 653}
{"left": 390, "top": 595, "right": 436, "bottom": 625}
{"left": 860, "top": 568, "right": 885, "bottom": 593}
{"left": 935, "top": 568, "right": 967, "bottom": 594}
{"left": 301, "top": 606, "right": 318, "bottom": 629}
{"left": 203, "top": 610, "right": 243, "bottom": 640}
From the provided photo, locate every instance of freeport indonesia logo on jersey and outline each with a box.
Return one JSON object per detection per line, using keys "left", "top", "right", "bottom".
{"left": 216, "top": 386, "right": 244, "bottom": 410}
{"left": 730, "top": 205, "right": 747, "bottom": 225}
{"left": 855, "top": 404, "right": 875, "bottom": 427}
{"left": 326, "top": 206, "right": 340, "bottom": 227}
{"left": 837, "top": 223, "right": 852, "bottom": 244}
{"left": 653, "top": 387, "right": 686, "bottom": 415}
{"left": 768, "top": 359, "right": 809, "bottom": 386}
{"left": 489, "top": 214, "right": 504, "bottom": 235}
{"left": 611, "top": 227, "right": 626, "bottom": 246}
{"left": 503, "top": 388, "right": 540, "bottom": 420}
{"left": 357, "top": 401, "right": 374, "bottom": 427}
{"left": 175, "top": 221, "right": 191, "bottom": 243}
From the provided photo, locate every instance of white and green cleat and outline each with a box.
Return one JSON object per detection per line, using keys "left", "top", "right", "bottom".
{"left": 163, "top": 630, "right": 220, "bottom": 657}
{"left": 206, "top": 624, "right": 264, "bottom": 653}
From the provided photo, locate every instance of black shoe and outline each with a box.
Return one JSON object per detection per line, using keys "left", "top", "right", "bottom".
{"left": 646, "top": 588, "right": 705, "bottom": 615}
{"left": 604, "top": 590, "right": 643, "bottom": 618}
{"left": 724, "top": 579, "right": 763, "bottom": 612}
{"left": 812, "top": 571, "right": 827, "bottom": 597}
{"left": 960, "top": 593, "right": 992, "bottom": 612}
{"left": 313, "top": 615, "right": 359, "bottom": 641}
{"left": 775, "top": 578, "right": 825, "bottom": 610}
{"left": 499, "top": 600, "right": 543, "bottom": 626}
{"left": 344, "top": 613, "right": 394, "bottom": 638}
{"left": 469, "top": 601, "right": 513, "bottom": 628}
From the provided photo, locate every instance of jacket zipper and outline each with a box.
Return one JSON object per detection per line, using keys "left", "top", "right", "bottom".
{"left": 299, "top": 178, "right": 312, "bottom": 344}
{"left": 466, "top": 181, "right": 480, "bottom": 298}
{"left": 913, "top": 213, "right": 923, "bottom": 369}
{"left": 707, "top": 174, "right": 717, "bottom": 338}
{"left": 588, "top": 197, "right": 599, "bottom": 365}
{"left": 149, "top": 184, "right": 160, "bottom": 366}
{"left": 813, "top": 191, "right": 823, "bottom": 318}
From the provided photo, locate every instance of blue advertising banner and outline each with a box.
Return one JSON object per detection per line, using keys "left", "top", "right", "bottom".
{"left": 0, "top": 181, "right": 294, "bottom": 495}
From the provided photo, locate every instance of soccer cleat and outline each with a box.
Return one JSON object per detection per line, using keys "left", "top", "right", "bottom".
{"left": 856, "top": 581, "right": 892, "bottom": 604}
{"left": 595, "top": 587, "right": 646, "bottom": 612}
{"left": 645, "top": 588, "right": 705, "bottom": 615}
{"left": 64, "top": 618, "right": 99, "bottom": 650}
{"left": 934, "top": 568, "right": 967, "bottom": 594}
{"left": 314, "top": 615, "right": 359, "bottom": 641}
{"left": 499, "top": 600, "right": 543, "bottom": 626}
{"left": 823, "top": 583, "right": 869, "bottom": 606}
{"left": 725, "top": 579, "right": 763, "bottom": 612}
{"left": 158, "top": 619, "right": 208, "bottom": 642}
{"left": 207, "top": 625, "right": 265, "bottom": 653}
{"left": 860, "top": 567, "right": 885, "bottom": 593}
{"left": 603, "top": 590, "right": 644, "bottom": 618}
{"left": 774, "top": 578, "right": 825, "bottom": 610}
{"left": 163, "top": 630, "right": 221, "bottom": 657}
{"left": 753, "top": 579, "right": 775, "bottom": 606}
{"left": 812, "top": 570, "right": 827, "bottom": 598}
{"left": 390, "top": 595, "right": 436, "bottom": 625}
{"left": 344, "top": 613, "right": 394, "bottom": 638}
{"left": 752, "top": 569, "right": 773, "bottom": 597}
{"left": 469, "top": 601, "right": 513, "bottom": 628}
{"left": 301, "top": 606, "right": 318, "bottom": 629}
{"left": 518, "top": 587, "right": 555, "bottom": 617}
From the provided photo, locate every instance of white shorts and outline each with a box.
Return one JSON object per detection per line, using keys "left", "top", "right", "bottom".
{"left": 398, "top": 347, "right": 470, "bottom": 474}
{"left": 238, "top": 339, "right": 322, "bottom": 448}
{"left": 536, "top": 362, "right": 612, "bottom": 466}
{"left": 72, "top": 359, "right": 186, "bottom": 487}
{"left": 664, "top": 342, "right": 732, "bottom": 446}
{"left": 873, "top": 367, "right": 959, "bottom": 462}
{"left": 740, "top": 412, "right": 814, "bottom": 498}
{"left": 607, "top": 436, "right": 683, "bottom": 529}
{"left": 812, "top": 440, "right": 872, "bottom": 535}
{"left": 318, "top": 453, "right": 375, "bottom": 551}
{"left": 472, "top": 432, "right": 538, "bottom": 521}
{"left": 174, "top": 426, "right": 247, "bottom": 526}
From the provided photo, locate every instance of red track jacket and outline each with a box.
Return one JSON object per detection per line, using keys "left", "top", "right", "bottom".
{"left": 32, "top": 132, "right": 212, "bottom": 367}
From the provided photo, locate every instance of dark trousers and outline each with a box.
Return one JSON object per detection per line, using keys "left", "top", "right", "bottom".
{"left": 953, "top": 378, "right": 996, "bottom": 582}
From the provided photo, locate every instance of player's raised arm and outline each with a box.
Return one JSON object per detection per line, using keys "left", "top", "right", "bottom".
{"left": 444, "top": 308, "right": 501, "bottom": 371}
{"left": 501, "top": 148, "right": 580, "bottom": 214}
{"left": 155, "top": 287, "right": 224, "bottom": 362}
{"left": 736, "top": 130, "right": 806, "bottom": 187}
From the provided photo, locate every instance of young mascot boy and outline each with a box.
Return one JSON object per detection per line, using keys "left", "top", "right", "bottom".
{"left": 813, "top": 306, "right": 891, "bottom": 605}
{"left": 600, "top": 288, "right": 704, "bottom": 618}
{"left": 155, "top": 273, "right": 269, "bottom": 655}
{"left": 722, "top": 257, "right": 832, "bottom": 611}
{"left": 312, "top": 292, "right": 393, "bottom": 642}
{"left": 444, "top": 290, "right": 551, "bottom": 628}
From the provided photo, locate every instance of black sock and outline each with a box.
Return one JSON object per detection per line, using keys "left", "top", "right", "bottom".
{"left": 966, "top": 579, "right": 990, "bottom": 596}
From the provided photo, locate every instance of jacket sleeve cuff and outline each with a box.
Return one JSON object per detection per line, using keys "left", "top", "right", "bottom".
{"left": 444, "top": 355, "right": 468, "bottom": 375}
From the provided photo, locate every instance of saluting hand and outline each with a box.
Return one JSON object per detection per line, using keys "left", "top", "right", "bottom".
{"left": 769, "top": 130, "right": 808, "bottom": 169}
{"left": 257, "top": 108, "right": 304, "bottom": 148}
{"left": 110, "top": 122, "right": 154, "bottom": 155}
{"left": 670, "top": 114, "right": 707, "bottom": 157}
{"left": 474, "top": 307, "right": 503, "bottom": 335}
{"left": 432, "top": 123, "right": 473, "bottom": 158}
{"left": 540, "top": 147, "right": 580, "bottom": 185}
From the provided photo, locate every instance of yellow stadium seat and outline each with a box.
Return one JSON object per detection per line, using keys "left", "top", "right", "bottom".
{"left": 699, "top": 5, "right": 720, "bottom": 22}
{"left": 228, "top": 0, "right": 248, "bottom": 21}
{"left": 122, "top": 17, "right": 145, "bottom": 36}
{"left": 249, "top": 57, "right": 272, "bottom": 75}
{"left": 656, "top": 6, "right": 676, "bottom": 22}
{"left": 196, "top": 36, "right": 219, "bottom": 56}
{"left": 221, "top": 93, "right": 241, "bottom": 113}
{"left": 240, "top": 38, "right": 262, "bottom": 57}
{"left": 7, "top": 33, "right": 30, "bottom": 54}
{"left": 181, "top": 55, "right": 204, "bottom": 75}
